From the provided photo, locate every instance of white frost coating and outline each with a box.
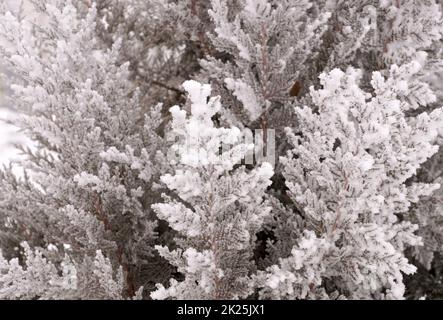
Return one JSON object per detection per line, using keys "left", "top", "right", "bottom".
{"left": 224, "top": 78, "right": 262, "bottom": 119}
{"left": 0, "top": 0, "right": 442, "bottom": 301}
{"left": 152, "top": 80, "right": 273, "bottom": 299}
{"left": 255, "top": 60, "right": 443, "bottom": 300}
{"left": 0, "top": 0, "right": 167, "bottom": 299}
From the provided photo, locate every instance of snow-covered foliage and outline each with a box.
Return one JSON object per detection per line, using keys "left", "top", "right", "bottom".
{"left": 0, "top": 0, "right": 165, "bottom": 299}
{"left": 0, "top": 0, "right": 443, "bottom": 300}
{"left": 201, "top": 0, "right": 330, "bottom": 127}
{"left": 151, "top": 80, "right": 273, "bottom": 299}
{"left": 255, "top": 62, "right": 443, "bottom": 299}
{"left": 0, "top": 242, "right": 126, "bottom": 299}
{"left": 380, "top": 0, "right": 443, "bottom": 65}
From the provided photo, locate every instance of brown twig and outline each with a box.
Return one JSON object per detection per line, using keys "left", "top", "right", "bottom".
{"left": 331, "top": 173, "right": 349, "bottom": 233}
{"left": 92, "top": 193, "right": 136, "bottom": 298}
{"left": 259, "top": 25, "right": 270, "bottom": 158}
{"left": 151, "top": 80, "right": 185, "bottom": 96}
